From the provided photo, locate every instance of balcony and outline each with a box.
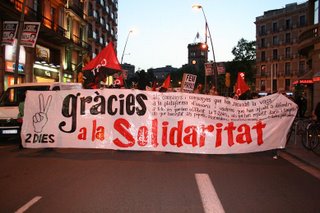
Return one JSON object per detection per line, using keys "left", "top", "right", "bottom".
{"left": 298, "top": 24, "right": 320, "bottom": 56}
{"left": 66, "top": 2, "right": 85, "bottom": 19}
{"left": 0, "top": 0, "right": 71, "bottom": 46}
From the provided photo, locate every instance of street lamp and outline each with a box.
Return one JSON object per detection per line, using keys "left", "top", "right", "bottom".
{"left": 120, "top": 30, "right": 133, "bottom": 64}
{"left": 14, "top": 0, "right": 27, "bottom": 84}
{"left": 192, "top": 4, "right": 218, "bottom": 92}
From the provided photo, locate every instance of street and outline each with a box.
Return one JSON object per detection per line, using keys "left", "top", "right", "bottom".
{"left": 0, "top": 139, "right": 319, "bottom": 213}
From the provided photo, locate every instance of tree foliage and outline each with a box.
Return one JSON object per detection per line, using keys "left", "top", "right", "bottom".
{"left": 227, "top": 38, "right": 256, "bottom": 90}
{"left": 232, "top": 38, "right": 256, "bottom": 61}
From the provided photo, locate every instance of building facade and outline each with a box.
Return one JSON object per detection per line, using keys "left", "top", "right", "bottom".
{"left": 298, "top": 0, "right": 320, "bottom": 110}
{"left": 149, "top": 65, "right": 178, "bottom": 83}
{"left": 187, "top": 42, "right": 208, "bottom": 70}
{"left": 0, "top": 0, "right": 118, "bottom": 94}
{"left": 255, "top": 3, "right": 309, "bottom": 98}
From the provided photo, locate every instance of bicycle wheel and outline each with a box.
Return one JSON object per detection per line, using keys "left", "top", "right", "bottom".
{"left": 311, "top": 124, "right": 320, "bottom": 155}
{"left": 304, "top": 124, "right": 320, "bottom": 150}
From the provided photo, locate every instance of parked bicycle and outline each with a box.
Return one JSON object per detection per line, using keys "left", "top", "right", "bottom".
{"left": 304, "top": 121, "right": 320, "bottom": 155}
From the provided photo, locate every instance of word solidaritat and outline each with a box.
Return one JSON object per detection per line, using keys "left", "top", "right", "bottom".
{"left": 80, "top": 118, "right": 266, "bottom": 149}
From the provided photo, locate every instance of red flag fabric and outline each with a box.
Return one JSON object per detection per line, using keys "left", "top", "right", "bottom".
{"left": 82, "top": 41, "right": 121, "bottom": 72}
{"left": 152, "top": 81, "right": 157, "bottom": 91}
{"left": 114, "top": 75, "right": 124, "bottom": 87}
{"left": 235, "top": 72, "right": 249, "bottom": 96}
{"left": 82, "top": 42, "right": 122, "bottom": 89}
{"left": 162, "top": 75, "right": 171, "bottom": 89}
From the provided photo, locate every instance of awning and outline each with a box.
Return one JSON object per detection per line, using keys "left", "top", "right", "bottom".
{"left": 313, "top": 71, "right": 320, "bottom": 82}
{"left": 293, "top": 70, "right": 314, "bottom": 85}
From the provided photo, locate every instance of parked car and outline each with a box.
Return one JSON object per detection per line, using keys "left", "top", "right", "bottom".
{"left": 0, "top": 82, "right": 82, "bottom": 139}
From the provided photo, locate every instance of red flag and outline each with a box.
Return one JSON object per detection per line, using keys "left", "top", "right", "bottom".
{"left": 162, "top": 75, "right": 171, "bottom": 89}
{"left": 114, "top": 75, "right": 124, "bottom": 87}
{"left": 152, "top": 81, "right": 157, "bottom": 91}
{"left": 235, "top": 72, "right": 249, "bottom": 96}
{"left": 82, "top": 42, "right": 122, "bottom": 89}
{"left": 82, "top": 41, "right": 121, "bottom": 72}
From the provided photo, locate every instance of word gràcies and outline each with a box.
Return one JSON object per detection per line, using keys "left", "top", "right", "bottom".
{"left": 59, "top": 92, "right": 148, "bottom": 133}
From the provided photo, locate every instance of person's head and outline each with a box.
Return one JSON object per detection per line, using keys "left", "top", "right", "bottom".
{"left": 159, "top": 87, "right": 167, "bottom": 92}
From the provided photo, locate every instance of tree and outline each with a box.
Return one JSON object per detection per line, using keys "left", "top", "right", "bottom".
{"left": 232, "top": 38, "right": 256, "bottom": 61}
{"left": 228, "top": 38, "right": 256, "bottom": 92}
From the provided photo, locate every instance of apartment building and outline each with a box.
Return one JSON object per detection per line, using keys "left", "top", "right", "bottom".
{"left": 298, "top": 0, "right": 320, "bottom": 110}
{"left": 255, "top": 2, "right": 309, "bottom": 98}
{"left": 0, "top": 0, "right": 118, "bottom": 94}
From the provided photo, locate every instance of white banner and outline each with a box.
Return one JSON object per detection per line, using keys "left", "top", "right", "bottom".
{"left": 21, "top": 90, "right": 297, "bottom": 154}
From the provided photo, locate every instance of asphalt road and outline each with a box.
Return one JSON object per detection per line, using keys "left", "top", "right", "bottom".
{"left": 0, "top": 140, "right": 319, "bottom": 213}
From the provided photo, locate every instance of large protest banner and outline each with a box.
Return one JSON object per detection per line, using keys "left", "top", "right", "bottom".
{"left": 21, "top": 90, "right": 297, "bottom": 154}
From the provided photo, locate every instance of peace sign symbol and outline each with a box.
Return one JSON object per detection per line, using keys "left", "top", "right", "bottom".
{"left": 33, "top": 94, "right": 52, "bottom": 133}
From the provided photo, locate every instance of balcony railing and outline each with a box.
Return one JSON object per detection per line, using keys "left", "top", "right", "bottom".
{"left": 299, "top": 25, "right": 319, "bottom": 43}
{"left": 67, "top": 3, "right": 85, "bottom": 19}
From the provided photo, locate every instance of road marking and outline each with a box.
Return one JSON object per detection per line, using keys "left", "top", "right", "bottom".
{"left": 195, "top": 173, "right": 225, "bottom": 213}
{"left": 279, "top": 152, "right": 320, "bottom": 180}
{"left": 15, "top": 196, "right": 42, "bottom": 213}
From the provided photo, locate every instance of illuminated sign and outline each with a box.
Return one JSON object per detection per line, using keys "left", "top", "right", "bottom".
{"left": 313, "top": 76, "right": 320, "bottom": 82}
{"left": 292, "top": 79, "right": 313, "bottom": 85}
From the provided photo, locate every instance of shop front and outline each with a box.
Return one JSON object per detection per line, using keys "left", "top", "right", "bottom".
{"left": 33, "top": 61, "right": 59, "bottom": 82}
{"left": 293, "top": 76, "right": 314, "bottom": 117}
{"left": 3, "top": 41, "right": 26, "bottom": 90}
{"left": 33, "top": 44, "right": 60, "bottom": 82}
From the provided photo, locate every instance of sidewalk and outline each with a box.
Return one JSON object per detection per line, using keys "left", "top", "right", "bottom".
{"left": 280, "top": 133, "right": 320, "bottom": 171}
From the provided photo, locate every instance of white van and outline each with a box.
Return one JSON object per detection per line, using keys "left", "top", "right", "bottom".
{"left": 0, "top": 82, "right": 82, "bottom": 138}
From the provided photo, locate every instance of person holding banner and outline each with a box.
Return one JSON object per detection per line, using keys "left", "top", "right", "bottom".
{"left": 313, "top": 102, "right": 320, "bottom": 122}
{"left": 208, "top": 85, "right": 218, "bottom": 96}
{"left": 194, "top": 83, "right": 204, "bottom": 94}
{"left": 17, "top": 92, "right": 26, "bottom": 149}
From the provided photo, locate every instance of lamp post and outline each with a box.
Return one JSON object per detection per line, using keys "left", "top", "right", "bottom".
{"left": 14, "top": 0, "right": 27, "bottom": 84}
{"left": 192, "top": 4, "right": 218, "bottom": 92}
{"left": 120, "top": 30, "right": 133, "bottom": 64}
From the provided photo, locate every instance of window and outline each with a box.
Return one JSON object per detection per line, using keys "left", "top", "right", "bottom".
{"left": 285, "top": 33, "right": 291, "bottom": 43}
{"left": 260, "top": 80, "right": 266, "bottom": 91}
{"left": 272, "top": 22, "right": 278, "bottom": 32}
{"left": 273, "top": 79, "right": 277, "bottom": 91}
{"left": 261, "top": 51, "right": 266, "bottom": 61}
{"left": 286, "top": 19, "right": 291, "bottom": 29}
{"left": 299, "top": 61, "right": 305, "bottom": 75}
{"left": 300, "top": 15, "right": 306, "bottom": 26}
{"left": 261, "top": 65, "right": 266, "bottom": 76}
{"left": 93, "top": 10, "right": 98, "bottom": 18}
{"left": 285, "top": 79, "right": 291, "bottom": 91}
{"left": 261, "top": 38, "right": 265, "bottom": 48}
{"left": 50, "top": 7, "right": 56, "bottom": 29}
{"left": 0, "top": 86, "right": 50, "bottom": 107}
{"left": 260, "top": 25, "right": 266, "bottom": 35}
{"left": 315, "top": 0, "right": 319, "bottom": 24}
{"left": 33, "top": 0, "right": 38, "bottom": 11}
{"left": 273, "top": 49, "right": 278, "bottom": 60}
{"left": 285, "top": 47, "right": 291, "bottom": 58}
{"left": 285, "top": 62, "right": 291, "bottom": 76}
{"left": 273, "top": 36, "right": 278, "bottom": 45}
{"left": 272, "top": 63, "right": 278, "bottom": 77}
